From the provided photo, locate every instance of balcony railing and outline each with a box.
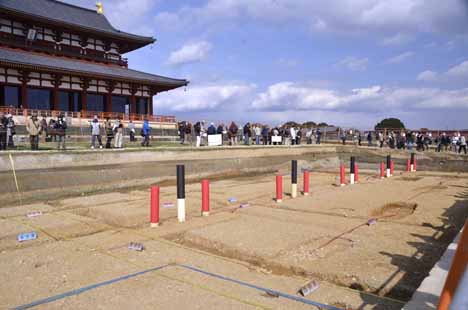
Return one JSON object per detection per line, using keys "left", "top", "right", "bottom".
{"left": 0, "top": 33, "right": 128, "bottom": 67}
{"left": 0, "top": 106, "right": 176, "bottom": 123}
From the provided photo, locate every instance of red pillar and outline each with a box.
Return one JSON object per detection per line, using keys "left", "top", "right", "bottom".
{"left": 340, "top": 164, "right": 345, "bottom": 186}
{"left": 150, "top": 185, "right": 160, "bottom": 227}
{"left": 21, "top": 82, "right": 28, "bottom": 109}
{"left": 148, "top": 96, "right": 153, "bottom": 117}
{"left": 81, "top": 91, "right": 87, "bottom": 114}
{"left": 380, "top": 162, "right": 385, "bottom": 178}
{"left": 106, "top": 93, "right": 112, "bottom": 113}
{"left": 130, "top": 95, "right": 136, "bottom": 119}
{"left": 355, "top": 164, "right": 359, "bottom": 184}
{"left": 414, "top": 157, "right": 417, "bottom": 172}
{"left": 52, "top": 87, "right": 59, "bottom": 111}
{"left": 407, "top": 159, "right": 411, "bottom": 172}
{"left": 276, "top": 175, "right": 283, "bottom": 203}
{"left": 390, "top": 160, "right": 394, "bottom": 176}
{"left": 303, "top": 170, "right": 310, "bottom": 195}
{"left": 201, "top": 179, "right": 210, "bottom": 216}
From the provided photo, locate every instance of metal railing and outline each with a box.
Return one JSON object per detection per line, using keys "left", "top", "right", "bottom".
{"left": 0, "top": 33, "right": 128, "bottom": 67}
{"left": 0, "top": 106, "right": 176, "bottom": 123}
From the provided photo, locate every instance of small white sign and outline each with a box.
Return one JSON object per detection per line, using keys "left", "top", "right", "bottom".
{"left": 208, "top": 134, "right": 223, "bottom": 146}
{"left": 272, "top": 136, "right": 282, "bottom": 143}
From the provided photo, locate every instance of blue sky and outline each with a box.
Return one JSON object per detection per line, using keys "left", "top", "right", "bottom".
{"left": 67, "top": 0, "right": 468, "bottom": 129}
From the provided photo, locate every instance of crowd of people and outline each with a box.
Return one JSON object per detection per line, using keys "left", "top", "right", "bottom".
{"left": 81, "top": 115, "right": 152, "bottom": 150}
{"left": 178, "top": 121, "right": 324, "bottom": 146}
{"left": 0, "top": 113, "right": 152, "bottom": 151}
{"left": 1, "top": 113, "right": 467, "bottom": 155}
{"left": 178, "top": 121, "right": 468, "bottom": 154}
{"left": 363, "top": 130, "right": 467, "bottom": 154}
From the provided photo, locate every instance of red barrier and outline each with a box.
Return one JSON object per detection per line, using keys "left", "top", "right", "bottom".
{"left": 390, "top": 160, "right": 394, "bottom": 176}
{"left": 380, "top": 162, "right": 385, "bottom": 179}
{"left": 150, "top": 185, "right": 160, "bottom": 227}
{"left": 303, "top": 170, "right": 310, "bottom": 195}
{"left": 201, "top": 179, "right": 210, "bottom": 216}
{"left": 355, "top": 164, "right": 359, "bottom": 184}
{"left": 407, "top": 159, "right": 411, "bottom": 172}
{"left": 340, "top": 164, "right": 345, "bottom": 186}
{"left": 276, "top": 175, "right": 283, "bottom": 203}
{"left": 438, "top": 219, "right": 468, "bottom": 310}
{"left": 414, "top": 157, "right": 417, "bottom": 172}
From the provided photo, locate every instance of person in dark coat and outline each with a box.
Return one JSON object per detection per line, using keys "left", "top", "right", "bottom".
{"left": 228, "top": 122, "right": 238, "bottom": 145}
{"left": 6, "top": 114, "right": 15, "bottom": 149}
{"left": 243, "top": 123, "right": 251, "bottom": 145}
{"left": 55, "top": 114, "right": 67, "bottom": 150}
{"left": 316, "top": 128, "right": 322, "bottom": 144}
{"left": 0, "top": 112, "right": 7, "bottom": 150}
{"left": 207, "top": 123, "right": 216, "bottom": 135}
{"left": 104, "top": 117, "right": 113, "bottom": 149}
{"left": 367, "top": 132, "right": 372, "bottom": 146}
{"left": 178, "top": 121, "right": 186, "bottom": 144}
{"left": 261, "top": 126, "right": 269, "bottom": 145}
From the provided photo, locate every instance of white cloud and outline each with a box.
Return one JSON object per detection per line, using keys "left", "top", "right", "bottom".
{"left": 417, "top": 70, "right": 438, "bottom": 81}
{"left": 167, "top": 41, "right": 213, "bottom": 66}
{"left": 336, "top": 57, "right": 369, "bottom": 71}
{"left": 156, "top": 82, "right": 255, "bottom": 112}
{"left": 385, "top": 51, "right": 414, "bottom": 64}
{"left": 446, "top": 60, "right": 468, "bottom": 77}
{"left": 154, "top": 0, "right": 468, "bottom": 36}
{"left": 381, "top": 33, "right": 413, "bottom": 46}
{"left": 251, "top": 82, "right": 468, "bottom": 112}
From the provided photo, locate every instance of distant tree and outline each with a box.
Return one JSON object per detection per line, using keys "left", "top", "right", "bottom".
{"left": 302, "top": 121, "right": 317, "bottom": 128}
{"left": 283, "top": 121, "right": 300, "bottom": 127}
{"left": 317, "top": 122, "right": 329, "bottom": 127}
{"left": 374, "top": 118, "right": 405, "bottom": 130}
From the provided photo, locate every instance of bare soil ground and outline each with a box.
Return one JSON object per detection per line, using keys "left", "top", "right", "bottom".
{"left": 0, "top": 168, "right": 467, "bottom": 310}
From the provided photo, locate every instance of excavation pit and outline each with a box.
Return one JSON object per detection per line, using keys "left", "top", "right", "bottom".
{"left": 0, "top": 146, "right": 467, "bottom": 310}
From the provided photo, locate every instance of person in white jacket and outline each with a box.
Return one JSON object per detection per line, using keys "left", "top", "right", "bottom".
{"left": 90, "top": 115, "right": 103, "bottom": 149}
{"left": 290, "top": 127, "right": 297, "bottom": 145}
{"left": 459, "top": 135, "right": 467, "bottom": 154}
{"left": 254, "top": 126, "right": 261, "bottom": 145}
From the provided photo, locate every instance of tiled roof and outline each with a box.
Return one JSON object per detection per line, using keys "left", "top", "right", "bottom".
{"left": 0, "top": 0, "right": 154, "bottom": 46}
{"left": 0, "top": 48, "right": 188, "bottom": 89}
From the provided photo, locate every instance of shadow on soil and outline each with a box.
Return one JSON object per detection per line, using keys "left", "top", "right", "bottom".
{"left": 356, "top": 188, "right": 468, "bottom": 310}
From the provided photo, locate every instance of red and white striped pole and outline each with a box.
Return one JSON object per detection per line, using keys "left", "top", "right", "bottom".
{"left": 201, "top": 179, "right": 210, "bottom": 216}
{"left": 340, "top": 163, "right": 346, "bottom": 186}
{"left": 303, "top": 170, "right": 310, "bottom": 196}
{"left": 407, "top": 159, "right": 411, "bottom": 172}
{"left": 355, "top": 163, "right": 359, "bottom": 184}
{"left": 390, "top": 160, "right": 394, "bottom": 177}
{"left": 350, "top": 157, "right": 356, "bottom": 185}
{"left": 150, "top": 185, "right": 160, "bottom": 227}
{"left": 276, "top": 175, "right": 283, "bottom": 203}
{"left": 380, "top": 162, "right": 385, "bottom": 179}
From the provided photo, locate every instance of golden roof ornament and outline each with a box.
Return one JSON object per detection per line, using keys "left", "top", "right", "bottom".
{"left": 96, "top": 2, "right": 104, "bottom": 15}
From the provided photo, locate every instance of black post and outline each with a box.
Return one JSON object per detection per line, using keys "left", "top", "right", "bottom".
{"left": 291, "top": 160, "right": 297, "bottom": 184}
{"left": 177, "top": 164, "right": 185, "bottom": 199}
{"left": 386, "top": 155, "right": 391, "bottom": 170}
{"left": 410, "top": 153, "right": 415, "bottom": 165}
{"left": 350, "top": 156, "right": 355, "bottom": 174}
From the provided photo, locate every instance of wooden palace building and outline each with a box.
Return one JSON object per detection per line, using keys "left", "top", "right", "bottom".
{"left": 0, "top": 0, "right": 188, "bottom": 121}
